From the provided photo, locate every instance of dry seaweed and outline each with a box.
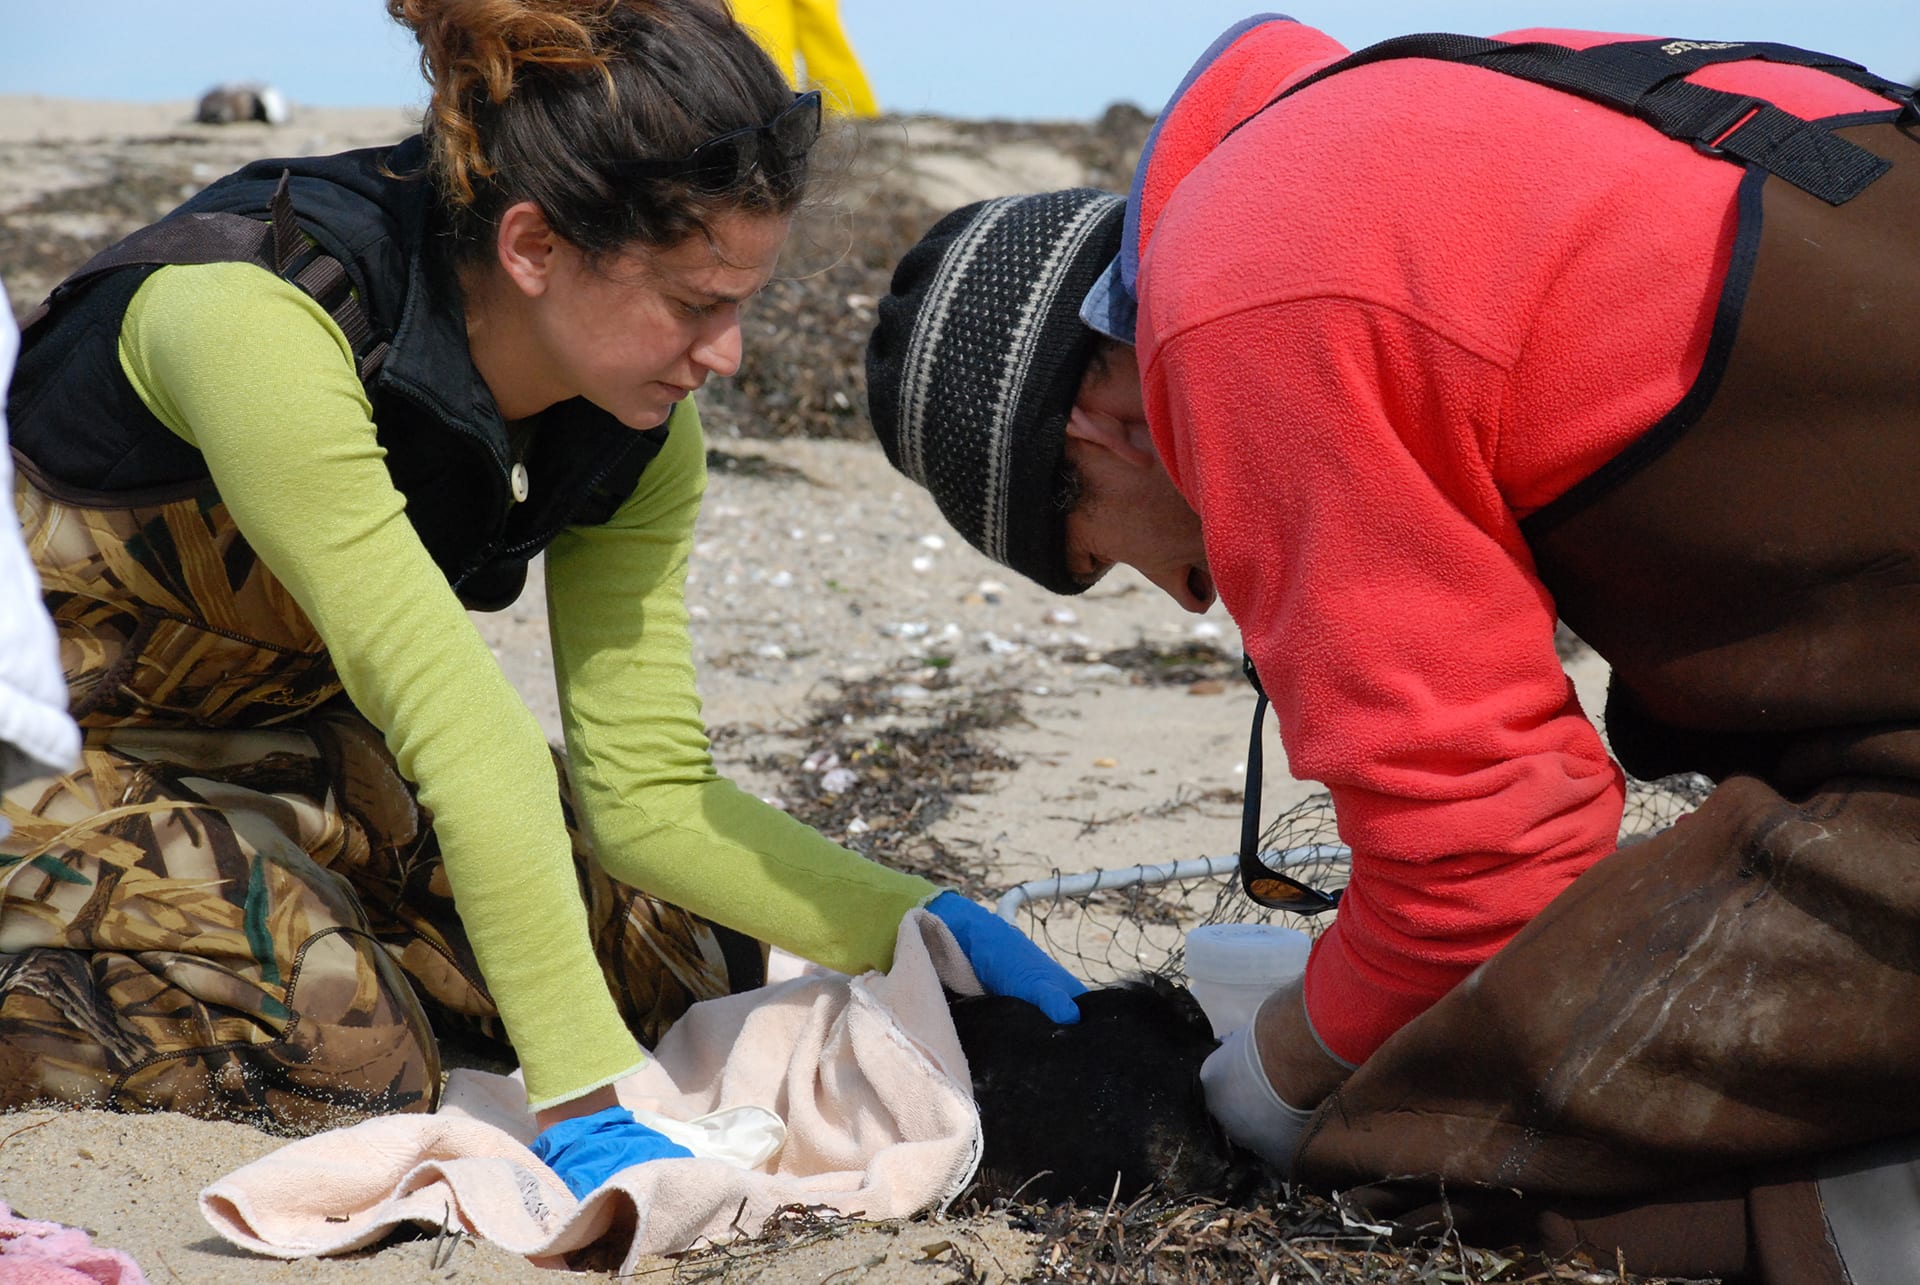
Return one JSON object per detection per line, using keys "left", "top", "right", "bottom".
{"left": 704, "top": 448, "right": 817, "bottom": 484}
{"left": 665, "top": 1203, "right": 998, "bottom": 1283}
{"left": 985, "top": 1187, "right": 1706, "bottom": 1285}
{"left": 1052, "top": 640, "right": 1244, "bottom": 688}
{"left": 0, "top": 159, "right": 197, "bottom": 322}
{"left": 698, "top": 109, "right": 1151, "bottom": 443}
{"left": 729, "top": 663, "right": 1030, "bottom": 897}
{"left": 663, "top": 1190, "right": 1707, "bottom": 1285}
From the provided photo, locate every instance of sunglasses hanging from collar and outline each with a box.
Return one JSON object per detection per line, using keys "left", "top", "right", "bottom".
{"left": 1238, "top": 654, "right": 1345, "bottom": 914}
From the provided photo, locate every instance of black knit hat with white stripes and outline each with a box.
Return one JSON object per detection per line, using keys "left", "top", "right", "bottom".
{"left": 865, "top": 189, "right": 1126, "bottom": 595}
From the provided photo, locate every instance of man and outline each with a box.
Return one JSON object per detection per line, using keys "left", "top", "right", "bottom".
{"left": 867, "top": 17, "right": 1920, "bottom": 1281}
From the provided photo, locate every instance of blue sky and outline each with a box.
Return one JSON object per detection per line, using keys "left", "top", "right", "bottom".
{"left": 2, "top": 2, "right": 1914, "bottom": 120}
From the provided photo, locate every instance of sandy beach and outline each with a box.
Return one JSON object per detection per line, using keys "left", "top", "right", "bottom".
{"left": 0, "top": 95, "right": 1615, "bottom": 1282}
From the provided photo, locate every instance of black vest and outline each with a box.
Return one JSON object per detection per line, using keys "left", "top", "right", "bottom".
{"left": 7, "top": 137, "right": 665, "bottom": 610}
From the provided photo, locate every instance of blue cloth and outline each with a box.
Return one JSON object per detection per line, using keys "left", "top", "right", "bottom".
{"left": 1080, "top": 12, "right": 1301, "bottom": 346}
{"left": 1078, "top": 258, "right": 1138, "bottom": 345}
{"left": 529, "top": 1106, "right": 693, "bottom": 1200}
{"left": 927, "top": 891, "right": 1086, "bottom": 1023}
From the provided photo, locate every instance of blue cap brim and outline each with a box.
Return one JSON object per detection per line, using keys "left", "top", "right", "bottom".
{"left": 1078, "top": 257, "right": 1137, "bottom": 346}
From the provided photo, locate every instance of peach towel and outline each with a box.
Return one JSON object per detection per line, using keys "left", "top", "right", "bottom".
{"left": 200, "top": 911, "right": 982, "bottom": 1272}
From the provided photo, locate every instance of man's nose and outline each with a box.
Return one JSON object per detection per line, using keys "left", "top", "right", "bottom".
{"left": 1144, "top": 564, "right": 1214, "bottom": 614}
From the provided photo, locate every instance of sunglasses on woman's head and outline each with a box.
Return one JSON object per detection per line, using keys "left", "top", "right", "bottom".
{"left": 1238, "top": 653, "right": 1347, "bottom": 914}
{"left": 607, "top": 90, "right": 822, "bottom": 194}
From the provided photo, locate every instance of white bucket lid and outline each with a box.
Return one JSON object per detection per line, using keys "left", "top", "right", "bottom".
{"left": 1184, "top": 922, "right": 1312, "bottom": 984}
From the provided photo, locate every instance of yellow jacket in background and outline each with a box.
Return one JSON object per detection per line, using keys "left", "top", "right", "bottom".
{"left": 734, "top": 0, "right": 879, "bottom": 116}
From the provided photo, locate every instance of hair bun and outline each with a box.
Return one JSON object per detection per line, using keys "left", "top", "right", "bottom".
{"left": 388, "top": 0, "right": 623, "bottom": 205}
{"left": 386, "top": 0, "right": 806, "bottom": 257}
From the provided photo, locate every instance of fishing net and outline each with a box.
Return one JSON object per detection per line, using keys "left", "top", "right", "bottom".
{"left": 1002, "top": 773, "right": 1714, "bottom": 986}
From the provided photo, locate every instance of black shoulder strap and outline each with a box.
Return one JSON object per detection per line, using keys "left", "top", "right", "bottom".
{"left": 21, "top": 171, "right": 390, "bottom": 382}
{"left": 1226, "top": 34, "right": 1918, "bottom": 206}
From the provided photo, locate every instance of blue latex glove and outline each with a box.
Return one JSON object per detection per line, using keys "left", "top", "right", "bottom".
{"left": 529, "top": 1105, "right": 693, "bottom": 1199}
{"left": 927, "top": 891, "right": 1086, "bottom": 1023}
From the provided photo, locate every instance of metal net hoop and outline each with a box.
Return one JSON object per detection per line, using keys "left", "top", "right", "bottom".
{"left": 996, "top": 773, "right": 1713, "bottom": 986}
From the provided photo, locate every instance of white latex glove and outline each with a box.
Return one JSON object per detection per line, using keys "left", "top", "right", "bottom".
{"left": 1200, "top": 1020, "right": 1314, "bottom": 1176}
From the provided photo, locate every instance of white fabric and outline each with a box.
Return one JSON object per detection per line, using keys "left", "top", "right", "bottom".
{"left": 200, "top": 910, "right": 985, "bottom": 1272}
{"left": 627, "top": 1102, "right": 787, "bottom": 1168}
{"left": 1199, "top": 1019, "right": 1313, "bottom": 1177}
{"left": 0, "top": 278, "right": 82, "bottom": 812}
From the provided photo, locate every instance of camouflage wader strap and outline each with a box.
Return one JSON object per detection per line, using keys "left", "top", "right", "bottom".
{"left": 21, "top": 171, "right": 390, "bottom": 382}
{"left": 1226, "top": 35, "right": 1919, "bottom": 206}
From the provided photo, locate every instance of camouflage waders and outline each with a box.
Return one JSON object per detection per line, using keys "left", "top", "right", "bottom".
{"left": 2, "top": 459, "right": 762, "bottom": 1134}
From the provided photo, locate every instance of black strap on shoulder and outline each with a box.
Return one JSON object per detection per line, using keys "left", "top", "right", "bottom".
{"left": 22, "top": 171, "right": 390, "bottom": 382}
{"left": 1226, "top": 34, "right": 1917, "bottom": 205}
{"left": 264, "top": 175, "right": 390, "bottom": 381}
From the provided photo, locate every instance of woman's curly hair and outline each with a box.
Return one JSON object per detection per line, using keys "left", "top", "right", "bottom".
{"left": 385, "top": 0, "right": 808, "bottom": 260}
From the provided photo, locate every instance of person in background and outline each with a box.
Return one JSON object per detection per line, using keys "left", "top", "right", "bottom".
{"left": 0, "top": 278, "right": 81, "bottom": 823}
{"left": 733, "top": 0, "right": 879, "bottom": 116}
{"left": 865, "top": 17, "right": 1920, "bottom": 1280}
{"left": 2, "top": 0, "right": 1075, "bottom": 1200}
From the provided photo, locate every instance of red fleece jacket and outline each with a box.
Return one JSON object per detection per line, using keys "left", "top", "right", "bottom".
{"left": 1133, "top": 23, "right": 1890, "bottom": 1065}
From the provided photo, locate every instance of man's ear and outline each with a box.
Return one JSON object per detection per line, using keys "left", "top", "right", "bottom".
{"left": 1064, "top": 404, "right": 1158, "bottom": 470}
{"left": 496, "top": 200, "right": 560, "bottom": 299}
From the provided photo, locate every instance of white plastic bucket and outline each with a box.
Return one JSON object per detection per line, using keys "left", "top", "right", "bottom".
{"left": 1183, "top": 923, "right": 1312, "bottom": 1037}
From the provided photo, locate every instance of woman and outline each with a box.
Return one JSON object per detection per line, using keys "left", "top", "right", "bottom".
{"left": 1, "top": 0, "right": 1076, "bottom": 1190}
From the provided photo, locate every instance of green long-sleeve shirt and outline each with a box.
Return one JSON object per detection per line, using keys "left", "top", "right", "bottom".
{"left": 120, "top": 260, "right": 936, "bottom": 1107}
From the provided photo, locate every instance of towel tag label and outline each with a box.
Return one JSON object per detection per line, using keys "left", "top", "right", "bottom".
{"left": 513, "top": 1167, "right": 556, "bottom": 1224}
